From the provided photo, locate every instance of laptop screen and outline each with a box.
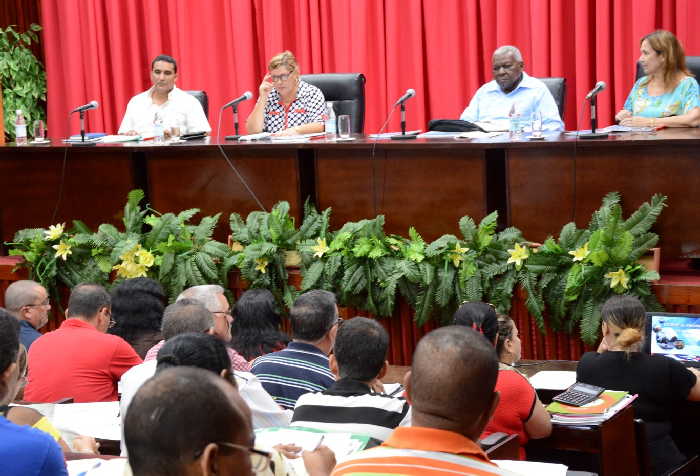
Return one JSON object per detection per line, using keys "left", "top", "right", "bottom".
{"left": 644, "top": 312, "right": 700, "bottom": 365}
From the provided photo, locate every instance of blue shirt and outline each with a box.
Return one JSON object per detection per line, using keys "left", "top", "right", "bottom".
{"left": 19, "top": 319, "right": 42, "bottom": 350}
{"left": 0, "top": 416, "right": 67, "bottom": 476}
{"left": 251, "top": 341, "right": 335, "bottom": 410}
{"left": 460, "top": 72, "right": 564, "bottom": 131}
{"left": 623, "top": 75, "right": 700, "bottom": 118}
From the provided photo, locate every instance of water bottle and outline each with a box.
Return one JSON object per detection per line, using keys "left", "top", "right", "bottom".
{"left": 508, "top": 105, "right": 522, "bottom": 139}
{"left": 14, "top": 110, "right": 27, "bottom": 145}
{"left": 153, "top": 112, "right": 164, "bottom": 144}
{"left": 325, "top": 102, "right": 336, "bottom": 139}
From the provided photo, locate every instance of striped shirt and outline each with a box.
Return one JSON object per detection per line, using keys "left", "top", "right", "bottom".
{"left": 251, "top": 341, "right": 335, "bottom": 409}
{"left": 143, "top": 339, "right": 251, "bottom": 372}
{"left": 332, "top": 427, "right": 521, "bottom": 476}
{"left": 291, "top": 378, "right": 411, "bottom": 441}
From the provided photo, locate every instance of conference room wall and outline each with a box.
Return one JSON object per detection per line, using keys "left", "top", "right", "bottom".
{"left": 31, "top": 0, "right": 700, "bottom": 140}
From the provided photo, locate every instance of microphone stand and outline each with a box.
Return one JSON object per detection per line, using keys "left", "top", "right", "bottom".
{"left": 72, "top": 109, "right": 96, "bottom": 146}
{"left": 578, "top": 94, "right": 608, "bottom": 139}
{"left": 390, "top": 102, "right": 418, "bottom": 140}
{"left": 225, "top": 105, "right": 241, "bottom": 140}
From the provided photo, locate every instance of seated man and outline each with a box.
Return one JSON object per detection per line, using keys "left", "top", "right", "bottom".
{"left": 5, "top": 279, "right": 51, "bottom": 350}
{"left": 0, "top": 309, "right": 67, "bottom": 475}
{"left": 119, "top": 299, "right": 290, "bottom": 456}
{"left": 24, "top": 283, "right": 142, "bottom": 402}
{"left": 460, "top": 45, "right": 564, "bottom": 131}
{"left": 252, "top": 290, "right": 338, "bottom": 409}
{"left": 332, "top": 326, "right": 520, "bottom": 476}
{"left": 144, "top": 285, "right": 250, "bottom": 371}
{"left": 291, "top": 317, "right": 410, "bottom": 441}
{"left": 118, "top": 54, "right": 211, "bottom": 136}
{"left": 125, "top": 366, "right": 256, "bottom": 476}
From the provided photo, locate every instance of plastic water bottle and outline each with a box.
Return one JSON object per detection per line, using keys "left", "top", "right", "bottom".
{"left": 153, "top": 112, "right": 164, "bottom": 144}
{"left": 14, "top": 110, "right": 27, "bottom": 145}
{"left": 508, "top": 105, "right": 522, "bottom": 139}
{"left": 325, "top": 102, "right": 336, "bottom": 139}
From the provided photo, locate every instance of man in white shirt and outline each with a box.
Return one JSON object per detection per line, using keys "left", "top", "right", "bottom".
{"left": 460, "top": 45, "right": 564, "bottom": 131}
{"left": 118, "top": 54, "right": 211, "bottom": 136}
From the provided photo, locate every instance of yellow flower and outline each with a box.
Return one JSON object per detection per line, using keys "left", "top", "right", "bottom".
{"left": 230, "top": 241, "right": 244, "bottom": 252}
{"left": 112, "top": 244, "right": 155, "bottom": 279}
{"left": 312, "top": 238, "right": 330, "bottom": 258}
{"left": 448, "top": 243, "right": 470, "bottom": 267}
{"left": 569, "top": 242, "right": 590, "bottom": 262}
{"left": 45, "top": 223, "right": 65, "bottom": 241}
{"left": 605, "top": 268, "right": 630, "bottom": 290}
{"left": 507, "top": 243, "right": 530, "bottom": 269}
{"left": 52, "top": 241, "right": 72, "bottom": 261}
{"left": 255, "top": 257, "right": 269, "bottom": 273}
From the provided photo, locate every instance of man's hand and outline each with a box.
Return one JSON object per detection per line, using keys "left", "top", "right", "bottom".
{"left": 369, "top": 378, "right": 385, "bottom": 394}
{"left": 73, "top": 435, "right": 99, "bottom": 454}
{"left": 303, "top": 445, "right": 336, "bottom": 476}
{"left": 273, "top": 443, "right": 302, "bottom": 459}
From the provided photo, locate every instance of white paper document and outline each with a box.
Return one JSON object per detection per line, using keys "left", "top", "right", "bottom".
{"left": 494, "top": 460, "right": 568, "bottom": 476}
{"left": 528, "top": 370, "right": 577, "bottom": 390}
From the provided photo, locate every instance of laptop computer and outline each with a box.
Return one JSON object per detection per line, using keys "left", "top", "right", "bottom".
{"left": 644, "top": 312, "right": 700, "bottom": 368}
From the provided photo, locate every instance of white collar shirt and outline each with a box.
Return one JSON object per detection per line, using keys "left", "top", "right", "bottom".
{"left": 118, "top": 86, "right": 211, "bottom": 135}
{"left": 460, "top": 72, "right": 564, "bottom": 131}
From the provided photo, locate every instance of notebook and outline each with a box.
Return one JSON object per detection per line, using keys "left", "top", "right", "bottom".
{"left": 644, "top": 312, "right": 700, "bottom": 367}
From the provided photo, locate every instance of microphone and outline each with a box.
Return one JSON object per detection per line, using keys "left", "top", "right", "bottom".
{"left": 393, "top": 88, "right": 416, "bottom": 107}
{"left": 222, "top": 91, "right": 253, "bottom": 109}
{"left": 585, "top": 81, "right": 606, "bottom": 100}
{"left": 70, "top": 100, "right": 99, "bottom": 114}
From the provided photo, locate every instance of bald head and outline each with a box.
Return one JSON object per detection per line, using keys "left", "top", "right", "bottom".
{"left": 160, "top": 299, "right": 214, "bottom": 340}
{"left": 408, "top": 326, "right": 498, "bottom": 439}
{"left": 125, "top": 367, "right": 251, "bottom": 476}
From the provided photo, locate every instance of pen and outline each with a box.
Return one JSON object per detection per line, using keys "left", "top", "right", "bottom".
{"left": 313, "top": 434, "right": 325, "bottom": 451}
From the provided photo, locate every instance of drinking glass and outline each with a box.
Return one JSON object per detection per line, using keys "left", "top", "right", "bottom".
{"left": 338, "top": 115, "right": 352, "bottom": 139}
{"left": 32, "top": 120, "right": 45, "bottom": 141}
{"left": 531, "top": 112, "right": 543, "bottom": 138}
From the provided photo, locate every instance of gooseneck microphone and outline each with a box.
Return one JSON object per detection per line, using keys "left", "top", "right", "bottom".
{"left": 222, "top": 91, "right": 253, "bottom": 110}
{"left": 393, "top": 88, "right": 416, "bottom": 107}
{"left": 585, "top": 81, "right": 606, "bottom": 100}
{"left": 70, "top": 101, "right": 99, "bottom": 114}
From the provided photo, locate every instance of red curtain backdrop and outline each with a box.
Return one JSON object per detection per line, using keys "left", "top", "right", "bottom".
{"left": 39, "top": 0, "right": 700, "bottom": 140}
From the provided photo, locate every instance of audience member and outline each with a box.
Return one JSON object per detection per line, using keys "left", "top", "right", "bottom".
{"left": 292, "top": 317, "right": 410, "bottom": 441}
{"left": 0, "top": 308, "right": 68, "bottom": 475}
{"left": 577, "top": 295, "right": 700, "bottom": 475}
{"left": 252, "top": 290, "right": 338, "bottom": 409}
{"left": 332, "top": 326, "right": 519, "bottom": 475}
{"left": 231, "top": 288, "right": 290, "bottom": 361}
{"left": 460, "top": 45, "right": 564, "bottom": 131}
{"left": 109, "top": 277, "right": 165, "bottom": 358}
{"left": 24, "top": 283, "right": 142, "bottom": 402}
{"left": 144, "top": 285, "right": 250, "bottom": 371}
{"left": 119, "top": 299, "right": 290, "bottom": 456}
{"left": 483, "top": 313, "right": 551, "bottom": 458}
{"left": 4, "top": 279, "right": 51, "bottom": 350}
{"left": 118, "top": 54, "right": 211, "bottom": 136}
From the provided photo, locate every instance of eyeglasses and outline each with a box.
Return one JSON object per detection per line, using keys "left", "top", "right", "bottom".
{"left": 24, "top": 298, "right": 50, "bottom": 308}
{"left": 194, "top": 442, "right": 271, "bottom": 472}
{"left": 212, "top": 311, "right": 233, "bottom": 321}
{"left": 270, "top": 72, "right": 292, "bottom": 83}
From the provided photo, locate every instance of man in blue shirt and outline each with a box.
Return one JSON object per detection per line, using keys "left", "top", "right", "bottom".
{"left": 460, "top": 45, "right": 564, "bottom": 131}
{"left": 5, "top": 280, "right": 51, "bottom": 350}
{"left": 252, "top": 290, "right": 338, "bottom": 409}
{"left": 0, "top": 308, "right": 67, "bottom": 476}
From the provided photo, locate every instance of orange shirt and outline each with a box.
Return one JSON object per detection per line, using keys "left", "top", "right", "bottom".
{"left": 332, "top": 426, "right": 519, "bottom": 475}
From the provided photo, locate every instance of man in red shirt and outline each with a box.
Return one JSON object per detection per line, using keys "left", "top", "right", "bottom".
{"left": 24, "top": 283, "right": 142, "bottom": 403}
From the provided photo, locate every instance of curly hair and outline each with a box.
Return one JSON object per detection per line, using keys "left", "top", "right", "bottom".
{"left": 230, "top": 289, "right": 289, "bottom": 361}
{"left": 109, "top": 278, "right": 165, "bottom": 343}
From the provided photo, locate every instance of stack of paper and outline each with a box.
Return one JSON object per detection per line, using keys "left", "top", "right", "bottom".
{"left": 546, "top": 391, "right": 636, "bottom": 426}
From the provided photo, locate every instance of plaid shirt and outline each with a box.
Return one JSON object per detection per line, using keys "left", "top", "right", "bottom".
{"left": 144, "top": 339, "right": 251, "bottom": 372}
{"left": 263, "top": 80, "right": 326, "bottom": 133}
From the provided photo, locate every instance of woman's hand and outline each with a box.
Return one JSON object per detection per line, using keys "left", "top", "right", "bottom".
{"left": 259, "top": 74, "right": 274, "bottom": 98}
{"left": 619, "top": 115, "right": 654, "bottom": 127}
{"left": 273, "top": 127, "right": 299, "bottom": 136}
{"left": 615, "top": 109, "right": 632, "bottom": 122}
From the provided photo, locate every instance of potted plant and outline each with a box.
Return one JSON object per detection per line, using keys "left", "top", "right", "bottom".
{"left": 0, "top": 24, "right": 46, "bottom": 140}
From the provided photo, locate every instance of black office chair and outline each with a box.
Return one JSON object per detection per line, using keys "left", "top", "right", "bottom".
{"left": 301, "top": 73, "right": 366, "bottom": 133}
{"left": 185, "top": 90, "right": 209, "bottom": 118}
{"left": 636, "top": 56, "right": 700, "bottom": 81}
{"left": 538, "top": 77, "right": 567, "bottom": 120}
{"left": 634, "top": 419, "right": 699, "bottom": 476}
